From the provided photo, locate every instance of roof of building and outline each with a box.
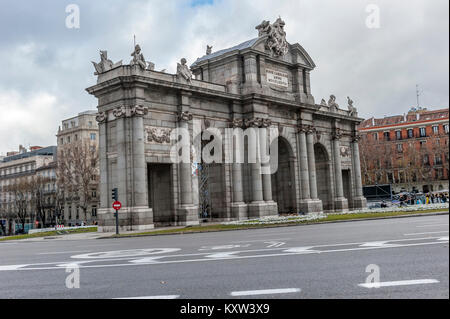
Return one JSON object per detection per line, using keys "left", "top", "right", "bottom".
{"left": 359, "top": 108, "right": 449, "bottom": 129}
{"left": 191, "top": 38, "right": 259, "bottom": 67}
{"left": 1, "top": 146, "right": 56, "bottom": 163}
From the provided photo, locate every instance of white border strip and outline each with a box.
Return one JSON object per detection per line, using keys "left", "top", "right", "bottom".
{"left": 114, "top": 295, "right": 179, "bottom": 299}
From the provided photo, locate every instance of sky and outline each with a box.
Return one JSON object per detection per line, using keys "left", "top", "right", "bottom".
{"left": 0, "top": 0, "right": 448, "bottom": 154}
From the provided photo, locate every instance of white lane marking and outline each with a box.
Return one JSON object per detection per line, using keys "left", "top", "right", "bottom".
{"left": 416, "top": 224, "right": 449, "bottom": 228}
{"left": 438, "top": 236, "right": 449, "bottom": 241}
{"left": 359, "top": 241, "right": 399, "bottom": 248}
{"left": 231, "top": 238, "right": 290, "bottom": 244}
{"left": 114, "top": 295, "right": 179, "bottom": 299}
{"left": 265, "top": 241, "right": 285, "bottom": 248}
{"left": 199, "top": 244, "right": 250, "bottom": 251}
{"left": 1, "top": 236, "right": 447, "bottom": 271}
{"left": 359, "top": 279, "right": 439, "bottom": 288}
{"left": 72, "top": 248, "right": 180, "bottom": 259}
{"left": 404, "top": 231, "right": 449, "bottom": 236}
{"left": 38, "top": 250, "right": 91, "bottom": 255}
{"left": 0, "top": 264, "right": 28, "bottom": 271}
{"left": 230, "top": 288, "right": 301, "bottom": 296}
{"left": 129, "top": 257, "right": 165, "bottom": 263}
{"left": 283, "top": 246, "right": 319, "bottom": 254}
{"left": 205, "top": 252, "right": 239, "bottom": 259}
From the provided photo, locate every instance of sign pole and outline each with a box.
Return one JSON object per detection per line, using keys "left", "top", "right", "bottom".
{"left": 115, "top": 209, "right": 119, "bottom": 235}
{"left": 112, "top": 199, "right": 122, "bottom": 235}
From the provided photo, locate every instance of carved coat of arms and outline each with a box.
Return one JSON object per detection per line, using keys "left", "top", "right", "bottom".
{"left": 146, "top": 127, "right": 171, "bottom": 144}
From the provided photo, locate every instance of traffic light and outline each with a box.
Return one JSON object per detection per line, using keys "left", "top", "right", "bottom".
{"left": 112, "top": 188, "right": 118, "bottom": 201}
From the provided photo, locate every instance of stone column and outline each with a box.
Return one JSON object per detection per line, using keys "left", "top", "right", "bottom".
{"left": 131, "top": 106, "right": 148, "bottom": 207}
{"left": 260, "top": 120, "right": 277, "bottom": 215}
{"left": 247, "top": 118, "right": 269, "bottom": 218}
{"left": 176, "top": 111, "right": 200, "bottom": 226}
{"left": 352, "top": 134, "right": 367, "bottom": 209}
{"left": 96, "top": 114, "right": 108, "bottom": 210}
{"left": 332, "top": 129, "right": 348, "bottom": 211}
{"left": 306, "top": 126, "right": 323, "bottom": 212}
{"left": 178, "top": 117, "right": 193, "bottom": 206}
{"left": 230, "top": 119, "right": 248, "bottom": 219}
{"left": 95, "top": 112, "right": 109, "bottom": 230}
{"left": 297, "top": 125, "right": 322, "bottom": 214}
{"left": 297, "top": 126, "right": 311, "bottom": 200}
{"left": 306, "top": 128, "right": 318, "bottom": 200}
{"left": 130, "top": 106, "right": 153, "bottom": 228}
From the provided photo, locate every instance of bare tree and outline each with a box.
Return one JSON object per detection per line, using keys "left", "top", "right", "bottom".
{"left": 30, "top": 175, "right": 53, "bottom": 227}
{"left": 4, "top": 178, "right": 32, "bottom": 232}
{"left": 57, "top": 139, "right": 99, "bottom": 223}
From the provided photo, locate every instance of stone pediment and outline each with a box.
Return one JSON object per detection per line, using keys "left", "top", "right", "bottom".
{"left": 191, "top": 36, "right": 315, "bottom": 70}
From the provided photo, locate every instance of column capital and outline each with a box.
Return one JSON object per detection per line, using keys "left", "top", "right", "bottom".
{"left": 332, "top": 128, "right": 343, "bottom": 140}
{"left": 230, "top": 118, "right": 245, "bottom": 128}
{"left": 130, "top": 105, "right": 149, "bottom": 117}
{"left": 352, "top": 134, "right": 362, "bottom": 143}
{"left": 297, "top": 124, "right": 315, "bottom": 134}
{"left": 244, "top": 117, "right": 271, "bottom": 128}
{"left": 178, "top": 111, "right": 193, "bottom": 122}
{"left": 112, "top": 106, "right": 126, "bottom": 119}
{"left": 95, "top": 111, "right": 107, "bottom": 123}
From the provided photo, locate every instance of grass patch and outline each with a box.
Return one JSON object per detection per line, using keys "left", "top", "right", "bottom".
{"left": 0, "top": 227, "right": 98, "bottom": 242}
{"left": 109, "top": 208, "right": 448, "bottom": 238}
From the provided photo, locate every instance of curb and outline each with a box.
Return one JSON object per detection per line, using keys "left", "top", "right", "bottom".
{"left": 100, "top": 210, "right": 449, "bottom": 240}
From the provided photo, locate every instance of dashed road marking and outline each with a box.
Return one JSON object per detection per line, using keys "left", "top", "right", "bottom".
{"left": 359, "top": 279, "right": 439, "bottom": 288}
{"left": 230, "top": 288, "right": 301, "bottom": 296}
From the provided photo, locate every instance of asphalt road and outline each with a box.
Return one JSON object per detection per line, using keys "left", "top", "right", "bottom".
{"left": 0, "top": 214, "right": 448, "bottom": 299}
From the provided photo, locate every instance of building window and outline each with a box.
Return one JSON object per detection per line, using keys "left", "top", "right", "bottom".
{"left": 396, "top": 131, "right": 402, "bottom": 140}
{"left": 435, "top": 155, "right": 443, "bottom": 165}
{"left": 68, "top": 206, "right": 72, "bottom": 220}
{"left": 92, "top": 206, "right": 97, "bottom": 217}
{"left": 407, "top": 129, "right": 414, "bottom": 138}
{"left": 383, "top": 132, "right": 390, "bottom": 141}
{"left": 67, "top": 136, "right": 71, "bottom": 143}
{"left": 420, "top": 140, "right": 427, "bottom": 148}
{"left": 92, "top": 190, "right": 97, "bottom": 198}
{"left": 76, "top": 207, "right": 79, "bottom": 219}
{"left": 444, "top": 124, "right": 449, "bottom": 134}
{"left": 373, "top": 132, "right": 378, "bottom": 141}
{"left": 432, "top": 126, "right": 439, "bottom": 134}
{"left": 89, "top": 121, "right": 93, "bottom": 128}
{"left": 423, "top": 154, "right": 430, "bottom": 165}
{"left": 397, "top": 144, "right": 403, "bottom": 153}
{"left": 90, "top": 133, "right": 96, "bottom": 141}
{"left": 60, "top": 138, "right": 63, "bottom": 145}
{"left": 419, "top": 127, "right": 426, "bottom": 137}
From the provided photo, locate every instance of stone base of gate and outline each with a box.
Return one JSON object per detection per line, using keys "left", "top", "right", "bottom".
{"left": 231, "top": 202, "right": 248, "bottom": 220}
{"left": 176, "top": 205, "right": 200, "bottom": 226}
{"left": 96, "top": 207, "right": 154, "bottom": 232}
{"left": 248, "top": 201, "right": 278, "bottom": 218}
{"left": 298, "top": 199, "right": 323, "bottom": 214}
{"left": 333, "top": 197, "right": 349, "bottom": 212}
{"left": 353, "top": 196, "right": 367, "bottom": 210}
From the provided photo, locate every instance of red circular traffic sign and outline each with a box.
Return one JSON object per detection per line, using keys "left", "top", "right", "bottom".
{"left": 112, "top": 201, "right": 122, "bottom": 210}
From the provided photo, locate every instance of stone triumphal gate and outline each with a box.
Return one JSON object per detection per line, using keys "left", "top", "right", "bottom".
{"left": 87, "top": 18, "right": 366, "bottom": 231}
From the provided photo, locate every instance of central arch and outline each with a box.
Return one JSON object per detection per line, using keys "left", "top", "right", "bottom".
{"left": 271, "top": 137, "right": 296, "bottom": 214}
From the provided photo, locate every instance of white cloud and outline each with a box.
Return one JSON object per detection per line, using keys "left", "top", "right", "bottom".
{"left": 0, "top": 90, "right": 68, "bottom": 154}
{"left": 0, "top": 0, "right": 448, "bottom": 154}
